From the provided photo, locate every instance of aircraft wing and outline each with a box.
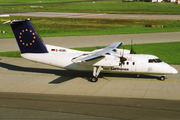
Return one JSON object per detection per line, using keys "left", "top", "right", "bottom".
{"left": 74, "top": 42, "right": 122, "bottom": 63}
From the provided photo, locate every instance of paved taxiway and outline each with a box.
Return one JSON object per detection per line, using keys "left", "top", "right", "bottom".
{"left": 0, "top": 56, "right": 180, "bottom": 119}
{"left": 0, "top": 92, "right": 180, "bottom": 120}
{"left": 0, "top": 57, "right": 180, "bottom": 100}
{"left": 3, "top": 11, "right": 180, "bottom": 20}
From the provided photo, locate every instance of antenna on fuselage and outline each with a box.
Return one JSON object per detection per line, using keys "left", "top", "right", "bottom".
{"left": 130, "top": 39, "right": 136, "bottom": 54}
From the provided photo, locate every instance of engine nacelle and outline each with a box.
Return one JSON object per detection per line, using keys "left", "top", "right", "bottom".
{"left": 114, "top": 49, "right": 131, "bottom": 56}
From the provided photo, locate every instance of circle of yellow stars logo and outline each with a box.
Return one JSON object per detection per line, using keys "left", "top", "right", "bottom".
{"left": 19, "top": 29, "right": 36, "bottom": 46}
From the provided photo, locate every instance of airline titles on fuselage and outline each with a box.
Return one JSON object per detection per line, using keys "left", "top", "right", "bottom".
{"left": 111, "top": 67, "right": 129, "bottom": 71}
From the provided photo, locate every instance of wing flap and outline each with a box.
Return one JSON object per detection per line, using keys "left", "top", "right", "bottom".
{"left": 77, "top": 55, "right": 105, "bottom": 63}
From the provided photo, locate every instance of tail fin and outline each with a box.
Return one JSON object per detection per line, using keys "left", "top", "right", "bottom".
{"left": 10, "top": 18, "right": 48, "bottom": 53}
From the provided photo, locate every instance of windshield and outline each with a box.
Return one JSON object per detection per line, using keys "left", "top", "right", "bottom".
{"left": 155, "top": 59, "right": 162, "bottom": 63}
{"left": 149, "top": 58, "right": 162, "bottom": 63}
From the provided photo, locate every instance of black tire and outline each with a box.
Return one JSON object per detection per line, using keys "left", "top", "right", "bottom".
{"left": 160, "top": 76, "right": 165, "bottom": 81}
{"left": 90, "top": 76, "right": 98, "bottom": 82}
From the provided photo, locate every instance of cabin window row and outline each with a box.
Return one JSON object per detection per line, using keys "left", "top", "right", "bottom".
{"left": 125, "top": 62, "right": 135, "bottom": 65}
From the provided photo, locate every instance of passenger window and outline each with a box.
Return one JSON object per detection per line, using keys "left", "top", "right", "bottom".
{"left": 132, "top": 62, "right": 135, "bottom": 65}
{"left": 127, "top": 62, "right": 129, "bottom": 65}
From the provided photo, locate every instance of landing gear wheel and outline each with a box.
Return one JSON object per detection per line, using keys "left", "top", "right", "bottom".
{"left": 90, "top": 76, "right": 98, "bottom": 82}
{"left": 160, "top": 76, "right": 165, "bottom": 81}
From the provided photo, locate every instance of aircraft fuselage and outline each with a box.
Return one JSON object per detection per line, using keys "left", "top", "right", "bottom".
{"left": 21, "top": 52, "right": 178, "bottom": 76}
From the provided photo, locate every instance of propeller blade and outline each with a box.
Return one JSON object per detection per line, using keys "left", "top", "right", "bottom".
{"left": 119, "top": 47, "right": 127, "bottom": 67}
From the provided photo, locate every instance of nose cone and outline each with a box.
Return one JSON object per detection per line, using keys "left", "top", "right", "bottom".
{"left": 172, "top": 68, "right": 178, "bottom": 74}
{"left": 160, "top": 63, "right": 178, "bottom": 74}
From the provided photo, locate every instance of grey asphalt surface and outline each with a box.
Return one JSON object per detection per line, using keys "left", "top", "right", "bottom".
{"left": 0, "top": 11, "right": 180, "bottom": 119}
{"left": 0, "top": 57, "right": 180, "bottom": 99}
{"left": 1, "top": 11, "right": 180, "bottom": 20}
{"left": 1, "top": 92, "right": 180, "bottom": 120}
{"left": 0, "top": 57, "right": 180, "bottom": 119}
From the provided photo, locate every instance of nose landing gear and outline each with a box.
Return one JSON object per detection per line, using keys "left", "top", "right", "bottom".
{"left": 160, "top": 76, "right": 166, "bottom": 81}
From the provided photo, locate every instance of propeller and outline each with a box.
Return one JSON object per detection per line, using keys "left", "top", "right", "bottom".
{"left": 130, "top": 39, "right": 136, "bottom": 54}
{"left": 119, "top": 47, "right": 127, "bottom": 67}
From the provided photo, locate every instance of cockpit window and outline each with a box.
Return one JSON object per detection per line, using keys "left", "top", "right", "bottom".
{"left": 155, "top": 59, "right": 162, "bottom": 63}
{"left": 149, "top": 59, "right": 162, "bottom": 63}
{"left": 149, "top": 59, "right": 156, "bottom": 63}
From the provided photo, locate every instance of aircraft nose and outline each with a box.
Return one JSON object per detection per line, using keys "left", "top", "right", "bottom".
{"left": 173, "top": 68, "right": 178, "bottom": 74}
{"left": 171, "top": 67, "right": 178, "bottom": 74}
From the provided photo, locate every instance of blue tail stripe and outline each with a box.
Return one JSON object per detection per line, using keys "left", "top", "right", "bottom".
{"left": 11, "top": 19, "right": 48, "bottom": 53}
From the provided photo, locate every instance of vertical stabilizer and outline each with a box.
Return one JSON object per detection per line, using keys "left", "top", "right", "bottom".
{"left": 11, "top": 19, "right": 48, "bottom": 53}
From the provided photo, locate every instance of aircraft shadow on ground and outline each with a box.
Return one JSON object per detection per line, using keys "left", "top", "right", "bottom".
{"left": 0, "top": 62, "right": 160, "bottom": 84}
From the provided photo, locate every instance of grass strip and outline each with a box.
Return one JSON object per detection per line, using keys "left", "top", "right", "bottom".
{"left": 0, "top": 0, "right": 79, "bottom": 5}
{"left": 0, "top": 51, "right": 21, "bottom": 58}
{"left": 1, "top": 1, "right": 180, "bottom": 14}
{"left": 1, "top": 16, "right": 180, "bottom": 38}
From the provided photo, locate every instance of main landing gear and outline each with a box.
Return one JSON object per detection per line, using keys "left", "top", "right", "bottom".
{"left": 90, "top": 66, "right": 103, "bottom": 82}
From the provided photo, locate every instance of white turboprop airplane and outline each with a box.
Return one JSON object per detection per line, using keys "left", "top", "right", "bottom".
{"left": 6, "top": 18, "right": 178, "bottom": 82}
